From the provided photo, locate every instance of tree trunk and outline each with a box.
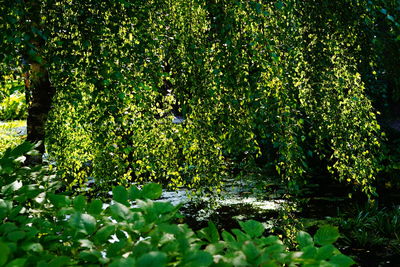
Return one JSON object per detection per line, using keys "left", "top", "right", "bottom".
{"left": 24, "top": 63, "right": 55, "bottom": 164}
{"left": 23, "top": 0, "right": 55, "bottom": 165}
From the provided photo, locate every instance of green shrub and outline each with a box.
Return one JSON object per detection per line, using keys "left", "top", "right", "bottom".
{"left": 0, "top": 120, "right": 26, "bottom": 155}
{"left": 0, "top": 142, "right": 355, "bottom": 266}
{"left": 0, "top": 76, "right": 26, "bottom": 121}
{"left": 332, "top": 205, "right": 400, "bottom": 250}
{"left": 0, "top": 91, "right": 27, "bottom": 121}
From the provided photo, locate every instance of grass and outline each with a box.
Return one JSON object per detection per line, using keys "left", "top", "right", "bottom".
{"left": 0, "top": 120, "right": 26, "bottom": 154}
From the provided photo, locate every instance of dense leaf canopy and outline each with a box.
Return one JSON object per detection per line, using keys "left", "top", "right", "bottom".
{"left": 1, "top": 0, "right": 399, "bottom": 196}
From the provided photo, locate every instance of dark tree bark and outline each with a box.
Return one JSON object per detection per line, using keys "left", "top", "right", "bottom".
{"left": 24, "top": 63, "right": 55, "bottom": 164}
{"left": 23, "top": 0, "right": 56, "bottom": 165}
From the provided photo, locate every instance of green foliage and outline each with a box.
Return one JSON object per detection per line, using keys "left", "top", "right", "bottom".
{"left": 0, "top": 91, "right": 27, "bottom": 121}
{"left": 0, "top": 143, "right": 355, "bottom": 266}
{"left": 1, "top": 0, "right": 394, "bottom": 196}
{"left": 0, "top": 76, "right": 24, "bottom": 101}
{"left": 0, "top": 77, "right": 27, "bottom": 121}
{"left": 330, "top": 204, "right": 400, "bottom": 251}
{"left": 0, "top": 120, "right": 26, "bottom": 155}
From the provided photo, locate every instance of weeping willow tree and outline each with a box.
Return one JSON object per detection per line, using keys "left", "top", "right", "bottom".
{"left": 1, "top": 0, "right": 395, "bottom": 196}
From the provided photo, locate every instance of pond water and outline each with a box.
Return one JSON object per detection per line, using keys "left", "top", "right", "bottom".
{"left": 155, "top": 179, "right": 287, "bottom": 232}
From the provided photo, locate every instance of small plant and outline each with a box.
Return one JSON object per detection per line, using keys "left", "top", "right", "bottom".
{"left": 330, "top": 204, "right": 400, "bottom": 252}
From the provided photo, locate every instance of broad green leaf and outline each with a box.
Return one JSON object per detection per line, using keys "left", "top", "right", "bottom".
{"left": 259, "top": 235, "right": 281, "bottom": 246}
{"left": 5, "top": 258, "right": 27, "bottom": 267}
{"left": 109, "top": 257, "right": 136, "bottom": 267}
{"left": 153, "top": 201, "right": 175, "bottom": 214}
{"left": 137, "top": 252, "right": 167, "bottom": 267}
{"left": 11, "top": 142, "right": 35, "bottom": 157}
{"left": 301, "top": 245, "right": 317, "bottom": 259}
{"left": 48, "top": 194, "right": 71, "bottom": 208}
{"left": 24, "top": 227, "right": 39, "bottom": 239}
{"left": 22, "top": 242, "right": 43, "bottom": 252}
{"left": 198, "top": 221, "right": 219, "bottom": 243}
{"left": 242, "top": 241, "right": 259, "bottom": 261}
{"left": 222, "top": 231, "right": 236, "bottom": 243}
{"left": 9, "top": 206, "right": 22, "bottom": 219}
{"left": 95, "top": 225, "right": 116, "bottom": 243}
{"left": 18, "top": 185, "right": 41, "bottom": 200}
{"left": 116, "top": 229, "right": 128, "bottom": 241}
{"left": 141, "top": 183, "right": 162, "bottom": 199}
{"left": 47, "top": 256, "right": 71, "bottom": 267}
{"left": 128, "top": 186, "right": 141, "bottom": 200}
{"left": 107, "top": 240, "right": 127, "bottom": 257}
{"left": 69, "top": 213, "right": 96, "bottom": 235}
{"left": 207, "top": 221, "right": 220, "bottom": 242}
{"left": 110, "top": 203, "right": 132, "bottom": 221}
{"left": 205, "top": 242, "right": 225, "bottom": 254}
{"left": 183, "top": 251, "right": 213, "bottom": 266}
{"left": 158, "top": 223, "right": 182, "bottom": 236}
{"left": 73, "top": 195, "right": 86, "bottom": 212}
{"left": 88, "top": 199, "right": 103, "bottom": 215}
{"left": 316, "top": 244, "right": 335, "bottom": 260}
{"left": 79, "top": 250, "right": 101, "bottom": 263}
{"left": 0, "top": 242, "right": 10, "bottom": 266}
{"left": 7, "top": 231, "right": 26, "bottom": 242}
{"left": 265, "top": 243, "right": 285, "bottom": 255}
{"left": 0, "top": 200, "right": 12, "bottom": 218}
{"left": 131, "top": 241, "right": 153, "bottom": 258}
{"left": 239, "top": 220, "right": 265, "bottom": 238}
{"left": 113, "top": 186, "right": 129, "bottom": 205}
{"left": 330, "top": 254, "right": 356, "bottom": 267}
{"left": 232, "top": 229, "right": 248, "bottom": 242}
{"left": 314, "top": 226, "right": 340, "bottom": 246}
{"left": 296, "top": 231, "right": 314, "bottom": 249}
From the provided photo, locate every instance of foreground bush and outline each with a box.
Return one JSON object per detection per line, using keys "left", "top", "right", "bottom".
{"left": 0, "top": 143, "right": 355, "bottom": 266}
